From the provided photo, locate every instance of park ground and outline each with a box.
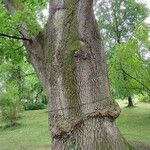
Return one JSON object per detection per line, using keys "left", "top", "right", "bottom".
{"left": 0, "top": 101, "right": 150, "bottom": 150}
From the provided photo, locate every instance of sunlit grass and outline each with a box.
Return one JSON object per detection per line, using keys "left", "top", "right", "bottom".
{"left": 117, "top": 101, "right": 150, "bottom": 144}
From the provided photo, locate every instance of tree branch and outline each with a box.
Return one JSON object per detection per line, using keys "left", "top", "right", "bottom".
{"left": 0, "top": 33, "right": 32, "bottom": 42}
{"left": 120, "top": 64, "right": 150, "bottom": 92}
{"left": 2, "top": 0, "right": 32, "bottom": 42}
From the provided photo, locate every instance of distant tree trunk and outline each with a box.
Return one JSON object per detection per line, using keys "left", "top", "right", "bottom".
{"left": 3, "top": 0, "right": 132, "bottom": 149}
{"left": 127, "top": 96, "right": 134, "bottom": 107}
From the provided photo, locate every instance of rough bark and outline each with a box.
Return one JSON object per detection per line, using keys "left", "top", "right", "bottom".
{"left": 127, "top": 96, "right": 134, "bottom": 107}
{"left": 3, "top": 0, "right": 132, "bottom": 149}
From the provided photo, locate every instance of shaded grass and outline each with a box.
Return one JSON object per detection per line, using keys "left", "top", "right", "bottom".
{"left": 0, "top": 102, "right": 150, "bottom": 150}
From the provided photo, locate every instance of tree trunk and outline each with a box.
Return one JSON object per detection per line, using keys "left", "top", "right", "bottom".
{"left": 28, "top": 0, "right": 131, "bottom": 149}
{"left": 3, "top": 0, "right": 132, "bottom": 149}
{"left": 127, "top": 96, "right": 134, "bottom": 107}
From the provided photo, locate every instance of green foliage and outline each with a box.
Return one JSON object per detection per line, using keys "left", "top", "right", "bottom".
{"left": 135, "top": 23, "right": 149, "bottom": 42}
{"left": 0, "top": 62, "right": 25, "bottom": 126}
{"left": 97, "top": 0, "right": 149, "bottom": 48}
{"left": 0, "top": 84, "right": 21, "bottom": 126}
{"left": 0, "top": 59, "right": 47, "bottom": 112}
{"left": 97, "top": 0, "right": 150, "bottom": 99}
{"left": 21, "top": 64, "right": 47, "bottom": 110}
{"left": 22, "top": 101, "right": 46, "bottom": 110}
{"left": 0, "top": 0, "right": 48, "bottom": 35}
{"left": 0, "top": 0, "right": 48, "bottom": 64}
{"left": 108, "top": 40, "right": 139, "bottom": 98}
{"left": 12, "top": 10, "right": 41, "bottom": 35}
{"left": 0, "top": 2, "right": 24, "bottom": 63}
{"left": 0, "top": 0, "right": 49, "bottom": 114}
{"left": 108, "top": 31, "right": 150, "bottom": 99}
{"left": 138, "top": 94, "right": 150, "bottom": 103}
{"left": 22, "top": 76, "right": 47, "bottom": 111}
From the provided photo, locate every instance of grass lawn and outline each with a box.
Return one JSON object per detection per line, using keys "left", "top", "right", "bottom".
{"left": 0, "top": 110, "right": 50, "bottom": 150}
{"left": 117, "top": 101, "right": 150, "bottom": 144}
{"left": 0, "top": 101, "right": 150, "bottom": 150}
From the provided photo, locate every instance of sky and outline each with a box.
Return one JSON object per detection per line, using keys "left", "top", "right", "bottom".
{"left": 141, "top": 0, "right": 150, "bottom": 23}
{"left": 141, "top": 0, "right": 150, "bottom": 8}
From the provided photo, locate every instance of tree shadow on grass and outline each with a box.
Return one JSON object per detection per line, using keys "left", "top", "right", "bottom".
{"left": 0, "top": 122, "right": 23, "bottom": 131}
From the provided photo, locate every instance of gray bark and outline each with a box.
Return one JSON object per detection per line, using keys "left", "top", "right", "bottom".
{"left": 3, "top": 0, "right": 131, "bottom": 149}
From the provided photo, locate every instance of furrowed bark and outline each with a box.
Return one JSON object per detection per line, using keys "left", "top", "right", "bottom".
{"left": 44, "top": 0, "right": 131, "bottom": 149}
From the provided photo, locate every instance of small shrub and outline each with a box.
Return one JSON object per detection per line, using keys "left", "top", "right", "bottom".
{"left": 22, "top": 100, "right": 46, "bottom": 110}
{"left": 0, "top": 86, "right": 21, "bottom": 126}
{"left": 138, "top": 94, "right": 150, "bottom": 103}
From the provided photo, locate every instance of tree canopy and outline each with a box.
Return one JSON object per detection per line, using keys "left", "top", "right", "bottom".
{"left": 96, "top": 0, "right": 150, "bottom": 101}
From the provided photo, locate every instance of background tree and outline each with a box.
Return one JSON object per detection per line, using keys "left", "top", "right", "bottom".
{"left": 95, "top": 0, "right": 149, "bottom": 106}
{"left": 0, "top": 25, "right": 46, "bottom": 125}
{"left": 0, "top": 58, "right": 47, "bottom": 113}
{"left": 108, "top": 31, "right": 150, "bottom": 104}
{"left": 96, "top": 0, "right": 149, "bottom": 47}
{"left": 0, "top": 23, "right": 26, "bottom": 126}
{"left": 21, "top": 65, "right": 47, "bottom": 110}
{"left": 0, "top": 0, "right": 47, "bottom": 115}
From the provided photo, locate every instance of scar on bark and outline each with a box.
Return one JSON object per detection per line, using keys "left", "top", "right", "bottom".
{"left": 74, "top": 49, "right": 91, "bottom": 60}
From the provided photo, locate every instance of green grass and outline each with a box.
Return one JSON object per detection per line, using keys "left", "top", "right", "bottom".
{"left": 0, "top": 101, "right": 150, "bottom": 150}
{"left": 117, "top": 101, "right": 150, "bottom": 144}
{"left": 0, "top": 110, "right": 50, "bottom": 150}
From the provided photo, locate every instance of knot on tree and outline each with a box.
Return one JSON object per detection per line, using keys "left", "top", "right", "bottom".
{"left": 52, "top": 105, "right": 121, "bottom": 139}
{"left": 74, "top": 50, "right": 90, "bottom": 60}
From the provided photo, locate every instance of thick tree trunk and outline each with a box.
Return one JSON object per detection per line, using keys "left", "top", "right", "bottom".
{"left": 28, "top": 0, "right": 131, "bottom": 149}
{"left": 127, "top": 96, "right": 134, "bottom": 107}
{"left": 4, "top": 0, "right": 131, "bottom": 149}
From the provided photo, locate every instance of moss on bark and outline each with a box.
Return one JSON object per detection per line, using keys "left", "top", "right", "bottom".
{"left": 60, "top": 1, "right": 82, "bottom": 116}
